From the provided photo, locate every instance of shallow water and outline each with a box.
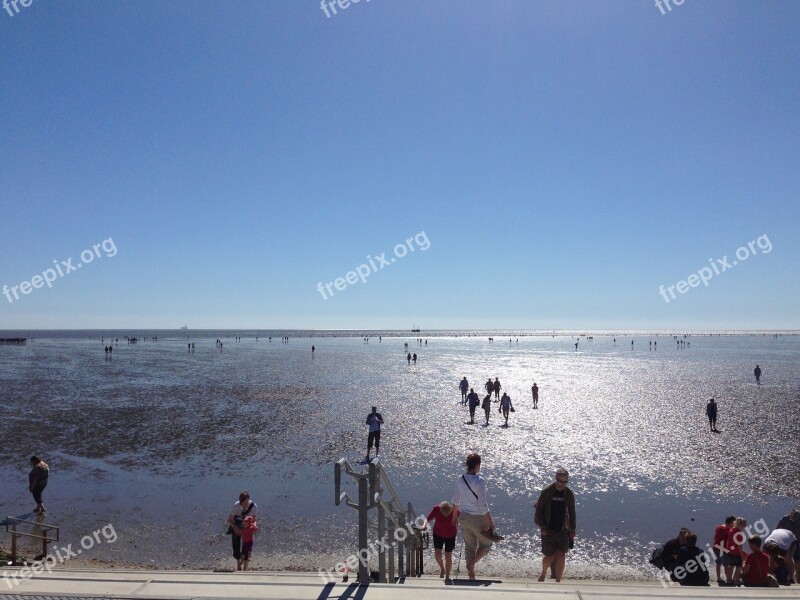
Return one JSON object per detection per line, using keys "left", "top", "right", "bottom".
{"left": 0, "top": 330, "right": 797, "bottom": 579}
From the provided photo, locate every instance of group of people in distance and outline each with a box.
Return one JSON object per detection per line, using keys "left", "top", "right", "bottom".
{"left": 422, "top": 454, "right": 575, "bottom": 583}
{"left": 655, "top": 509, "right": 798, "bottom": 587}
{"left": 458, "top": 377, "right": 539, "bottom": 426}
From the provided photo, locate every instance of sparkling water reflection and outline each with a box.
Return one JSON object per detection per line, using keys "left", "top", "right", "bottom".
{"left": 0, "top": 331, "right": 797, "bottom": 578}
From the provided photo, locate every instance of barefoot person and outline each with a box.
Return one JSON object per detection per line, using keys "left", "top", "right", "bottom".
{"left": 459, "top": 377, "right": 469, "bottom": 404}
{"left": 706, "top": 398, "right": 718, "bottom": 432}
{"left": 531, "top": 383, "right": 539, "bottom": 409}
{"left": 239, "top": 515, "right": 258, "bottom": 571}
{"left": 481, "top": 394, "right": 492, "bottom": 425}
{"left": 28, "top": 456, "right": 49, "bottom": 514}
{"left": 499, "top": 392, "right": 513, "bottom": 426}
{"left": 423, "top": 501, "right": 457, "bottom": 580}
{"left": 365, "top": 406, "right": 384, "bottom": 459}
{"left": 452, "top": 453, "right": 495, "bottom": 580}
{"left": 535, "top": 467, "right": 576, "bottom": 583}
{"left": 467, "top": 389, "right": 479, "bottom": 424}
{"left": 754, "top": 365, "right": 762, "bottom": 385}
{"left": 227, "top": 491, "right": 257, "bottom": 571}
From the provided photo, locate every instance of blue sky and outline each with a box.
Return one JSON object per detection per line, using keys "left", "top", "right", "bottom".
{"left": 1, "top": 0, "right": 798, "bottom": 329}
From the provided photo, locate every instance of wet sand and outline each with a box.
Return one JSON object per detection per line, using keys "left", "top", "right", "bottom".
{"left": 1, "top": 332, "right": 797, "bottom": 579}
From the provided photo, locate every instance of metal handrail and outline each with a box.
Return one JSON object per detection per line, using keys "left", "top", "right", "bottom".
{"left": 4, "top": 516, "right": 60, "bottom": 564}
{"left": 334, "top": 457, "right": 426, "bottom": 584}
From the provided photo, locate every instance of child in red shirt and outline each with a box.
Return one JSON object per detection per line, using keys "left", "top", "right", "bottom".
{"left": 713, "top": 515, "right": 735, "bottom": 584}
{"left": 742, "top": 535, "right": 770, "bottom": 587}
{"left": 240, "top": 515, "right": 258, "bottom": 571}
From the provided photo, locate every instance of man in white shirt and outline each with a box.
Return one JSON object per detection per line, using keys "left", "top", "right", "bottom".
{"left": 764, "top": 527, "right": 797, "bottom": 583}
{"left": 452, "top": 453, "right": 496, "bottom": 580}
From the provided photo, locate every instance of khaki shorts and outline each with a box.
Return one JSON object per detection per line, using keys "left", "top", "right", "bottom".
{"left": 542, "top": 529, "right": 570, "bottom": 556}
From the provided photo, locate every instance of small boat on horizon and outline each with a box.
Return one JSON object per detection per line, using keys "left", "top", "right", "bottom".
{"left": 0, "top": 338, "right": 26, "bottom": 344}
{"left": 180, "top": 325, "right": 188, "bottom": 331}
{"left": 411, "top": 324, "right": 420, "bottom": 333}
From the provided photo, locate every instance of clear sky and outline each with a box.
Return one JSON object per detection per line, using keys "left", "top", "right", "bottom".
{"left": 1, "top": 0, "right": 798, "bottom": 330}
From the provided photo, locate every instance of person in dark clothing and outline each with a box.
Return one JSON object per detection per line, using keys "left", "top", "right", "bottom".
{"left": 29, "top": 456, "right": 49, "bottom": 514}
{"left": 662, "top": 528, "right": 690, "bottom": 580}
{"left": 754, "top": 365, "right": 762, "bottom": 384}
{"left": 674, "top": 532, "right": 711, "bottom": 586}
{"left": 481, "top": 394, "right": 492, "bottom": 425}
{"left": 467, "top": 389, "right": 479, "bottom": 424}
{"left": 459, "top": 377, "right": 469, "bottom": 404}
{"left": 706, "top": 398, "right": 718, "bottom": 432}
{"left": 534, "top": 467, "right": 576, "bottom": 583}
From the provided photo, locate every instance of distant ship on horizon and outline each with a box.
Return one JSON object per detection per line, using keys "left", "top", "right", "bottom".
{"left": 180, "top": 325, "right": 188, "bottom": 331}
{"left": 411, "top": 324, "right": 420, "bottom": 332}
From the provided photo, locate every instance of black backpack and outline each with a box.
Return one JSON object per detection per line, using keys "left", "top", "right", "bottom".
{"left": 649, "top": 545, "right": 667, "bottom": 569}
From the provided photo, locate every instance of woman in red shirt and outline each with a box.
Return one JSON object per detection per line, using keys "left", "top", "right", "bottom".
{"left": 724, "top": 517, "right": 748, "bottom": 585}
{"left": 424, "top": 501, "right": 458, "bottom": 580}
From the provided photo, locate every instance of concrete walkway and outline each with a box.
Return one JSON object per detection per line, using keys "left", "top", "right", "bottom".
{"left": 1, "top": 569, "right": 799, "bottom": 599}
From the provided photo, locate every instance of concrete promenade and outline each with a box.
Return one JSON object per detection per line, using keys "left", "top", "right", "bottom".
{"left": 1, "top": 569, "right": 799, "bottom": 599}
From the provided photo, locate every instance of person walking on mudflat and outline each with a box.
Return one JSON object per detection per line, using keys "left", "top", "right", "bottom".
{"left": 754, "top": 365, "right": 762, "bottom": 385}
{"left": 459, "top": 377, "right": 469, "bottom": 405}
{"left": 531, "top": 383, "right": 539, "bottom": 409}
{"left": 366, "top": 407, "right": 384, "bottom": 459}
{"left": 29, "top": 456, "right": 49, "bottom": 514}
{"left": 481, "top": 394, "right": 492, "bottom": 425}
{"left": 499, "top": 392, "right": 513, "bottom": 426}
{"left": 534, "top": 467, "right": 576, "bottom": 583}
{"left": 706, "top": 398, "right": 718, "bottom": 432}
{"left": 467, "top": 389, "right": 479, "bottom": 424}
{"left": 484, "top": 378, "right": 493, "bottom": 397}
{"left": 492, "top": 377, "right": 501, "bottom": 400}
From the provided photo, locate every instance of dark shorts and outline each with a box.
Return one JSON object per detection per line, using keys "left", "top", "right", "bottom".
{"left": 722, "top": 554, "right": 742, "bottom": 567}
{"left": 368, "top": 430, "right": 381, "bottom": 448}
{"left": 241, "top": 541, "right": 253, "bottom": 560}
{"left": 542, "top": 530, "right": 570, "bottom": 556}
{"left": 433, "top": 534, "right": 456, "bottom": 552}
{"left": 231, "top": 533, "right": 243, "bottom": 559}
{"left": 713, "top": 547, "right": 723, "bottom": 563}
